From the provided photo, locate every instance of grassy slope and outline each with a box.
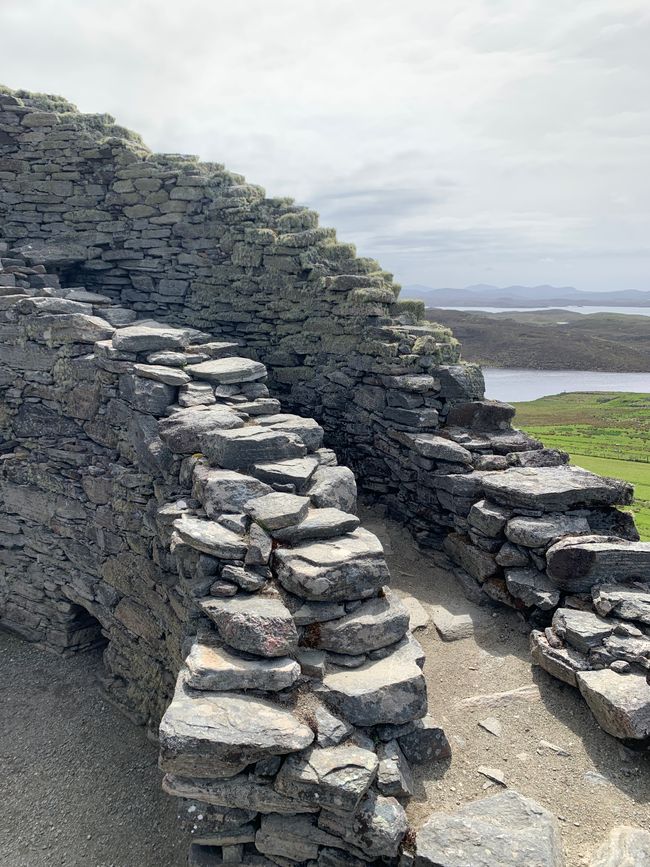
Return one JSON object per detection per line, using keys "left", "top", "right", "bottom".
{"left": 424, "top": 308, "right": 650, "bottom": 372}
{"left": 512, "top": 392, "right": 650, "bottom": 540}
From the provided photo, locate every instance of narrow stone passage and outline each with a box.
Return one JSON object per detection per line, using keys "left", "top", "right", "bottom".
{"left": 359, "top": 503, "right": 650, "bottom": 867}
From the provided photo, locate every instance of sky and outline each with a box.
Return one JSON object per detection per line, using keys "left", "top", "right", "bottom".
{"left": 2, "top": 0, "right": 650, "bottom": 291}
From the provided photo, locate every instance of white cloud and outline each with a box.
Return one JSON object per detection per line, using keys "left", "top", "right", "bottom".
{"left": 1, "top": 0, "right": 649, "bottom": 290}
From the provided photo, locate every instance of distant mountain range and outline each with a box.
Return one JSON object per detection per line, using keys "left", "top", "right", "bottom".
{"left": 404, "top": 283, "right": 650, "bottom": 308}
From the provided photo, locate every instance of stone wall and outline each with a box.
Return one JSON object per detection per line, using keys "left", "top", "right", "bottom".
{"left": 1, "top": 84, "right": 649, "bottom": 864}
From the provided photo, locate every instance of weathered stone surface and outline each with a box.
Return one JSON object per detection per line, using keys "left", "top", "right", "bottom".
{"left": 318, "top": 791, "right": 408, "bottom": 859}
{"left": 119, "top": 373, "right": 177, "bottom": 415}
{"left": 255, "top": 814, "right": 342, "bottom": 862}
{"left": 307, "top": 465, "right": 357, "bottom": 512}
{"left": 546, "top": 535, "right": 650, "bottom": 593}
{"left": 159, "top": 406, "right": 244, "bottom": 453}
{"left": 432, "top": 605, "right": 476, "bottom": 641}
{"left": 112, "top": 320, "right": 195, "bottom": 351}
{"left": 553, "top": 608, "right": 616, "bottom": 653}
{"left": 159, "top": 676, "right": 314, "bottom": 778}
{"left": 258, "top": 414, "right": 324, "bottom": 451}
{"left": 530, "top": 630, "right": 590, "bottom": 688}
{"left": 443, "top": 533, "right": 498, "bottom": 582}
{"left": 577, "top": 669, "right": 650, "bottom": 740}
{"left": 163, "top": 773, "right": 318, "bottom": 815}
{"left": 505, "top": 568, "right": 561, "bottom": 610}
{"left": 397, "top": 592, "right": 430, "bottom": 631}
{"left": 273, "top": 528, "right": 390, "bottom": 601}
{"left": 506, "top": 514, "right": 590, "bottom": 548}
{"left": 192, "top": 465, "right": 272, "bottom": 516}
{"left": 468, "top": 499, "right": 510, "bottom": 537}
{"left": 200, "top": 595, "right": 298, "bottom": 657}
{"left": 186, "top": 357, "right": 267, "bottom": 384}
{"left": 252, "top": 456, "right": 319, "bottom": 490}
{"left": 589, "top": 826, "right": 650, "bottom": 867}
{"left": 377, "top": 739, "right": 414, "bottom": 797}
{"left": 409, "top": 434, "right": 472, "bottom": 464}
{"left": 396, "top": 716, "right": 451, "bottom": 763}
{"left": 200, "top": 427, "right": 307, "bottom": 468}
{"left": 592, "top": 581, "right": 650, "bottom": 624}
{"left": 274, "top": 743, "right": 378, "bottom": 811}
{"left": 483, "top": 466, "right": 633, "bottom": 512}
{"left": 314, "top": 590, "right": 409, "bottom": 655}
{"left": 312, "top": 703, "right": 354, "bottom": 747}
{"left": 133, "top": 363, "right": 191, "bottom": 385}
{"left": 272, "top": 507, "right": 360, "bottom": 543}
{"left": 185, "top": 640, "right": 300, "bottom": 692}
{"left": 316, "top": 648, "right": 427, "bottom": 726}
{"left": 245, "top": 492, "right": 310, "bottom": 530}
{"left": 173, "top": 516, "right": 248, "bottom": 560}
{"left": 414, "top": 790, "right": 564, "bottom": 867}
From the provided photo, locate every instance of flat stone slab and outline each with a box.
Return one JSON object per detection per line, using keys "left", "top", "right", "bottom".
{"left": 274, "top": 743, "right": 378, "bottom": 811}
{"left": 592, "top": 581, "right": 650, "bottom": 625}
{"left": 408, "top": 433, "right": 472, "bottom": 464}
{"left": 186, "top": 357, "right": 267, "bottom": 384}
{"left": 159, "top": 406, "right": 244, "bottom": 453}
{"left": 506, "top": 514, "right": 590, "bottom": 548}
{"left": 315, "top": 590, "right": 410, "bottom": 655}
{"left": 159, "top": 675, "right": 314, "bottom": 778}
{"left": 192, "top": 465, "right": 273, "bottom": 516}
{"left": 173, "top": 516, "right": 248, "bottom": 560}
{"left": 505, "top": 568, "right": 560, "bottom": 611}
{"left": 256, "top": 414, "right": 324, "bottom": 451}
{"left": 552, "top": 607, "right": 615, "bottom": 653}
{"left": 274, "top": 528, "right": 390, "bottom": 602}
{"left": 256, "top": 814, "right": 343, "bottom": 863}
{"left": 112, "top": 320, "right": 197, "bottom": 352}
{"left": 133, "top": 363, "right": 191, "bottom": 385}
{"left": 163, "top": 773, "right": 318, "bottom": 815}
{"left": 589, "top": 826, "right": 650, "bottom": 867}
{"left": 530, "top": 629, "right": 590, "bottom": 688}
{"left": 201, "top": 427, "right": 307, "bottom": 468}
{"left": 185, "top": 640, "right": 300, "bottom": 692}
{"left": 547, "top": 536, "right": 650, "bottom": 593}
{"left": 200, "top": 594, "right": 298, "bottom": 657}
{"left": 432, "top": 606, "right": 476, "bottom": 641}
{"left": 252, "top": 457, "right": 319, "bottom": 490}
{"left": 316, "top": 648, "right": 427, "bottom": 726}
{"left": 245, "top": 492, "right": 310, "bottom": 530}
{"left": 577, "top": 669, "right": 650, "bottom": 740}
{"left": 397, "top": 592, "right": 430, "bottom": 631}
{"left": 272, "top": 507, "right": 360, "bottom": 543}
{"left": 482, "top": 465, "right": 633, "bottom": 512}
{"left": 415, "top": 790, "right": 564, "bottom": 867}
{"left": 306, "top": 465, "right": 357, "bottom": 512}
{"left": 318, "top": 790, "right": 408, "bottom": 859}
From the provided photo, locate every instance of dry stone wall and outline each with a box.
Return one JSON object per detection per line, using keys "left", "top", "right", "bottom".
{"left": 1, "top": 84, "right": 650, "bottom": 864}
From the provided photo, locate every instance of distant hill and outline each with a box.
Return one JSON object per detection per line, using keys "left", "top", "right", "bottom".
{"left": 424, "top": 308, "right": 650, "bottom": 372}
{"left": 405, "top": 283, "right": 650, "bottom": 308}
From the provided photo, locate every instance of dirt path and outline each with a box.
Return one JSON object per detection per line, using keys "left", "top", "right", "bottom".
{"left": 0, "top": 632, "right": 187, "bottom": 867}
{"left": 360, "top": 504, "right": 650, "bottom": 867}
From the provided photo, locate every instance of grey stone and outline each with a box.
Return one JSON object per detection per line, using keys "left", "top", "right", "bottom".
{"left": 592, "top": 581, "right": 650, "bottom": 624}
{"left": 201, "top": 427, "right": 307, "bottom": 468}
{"left": 432, "top": 606, "right": 475, "bottom": 641}
{"left": 119, "top": 373, "right": 176, "bottom": 415}
{"left": 377, "top": 739, "right": 414, "bottom": 797}
{"left": 178, "top": 382, "right": 217, "bottom": 407}
{"left": 496, "top": 542, "right": 530, "bottom": 568}
{"left": 293, "top": 601, "right": 346, "bottom": 626}
{"left": 307, "top": 465, "right": 357, "bottom": 512}
{"left": 314, "top": 590, "right": 409, "bottom": 655}
{"left": 200, "top": 594, "right": 298, "bottom": 657}
{"left": 112, "top": 320, "right": 195, "bottom": 351}
{"left": 316, "top": 647, "right": 427, "bottom": 726}
{"left": 163, "top": 773, "right": 318, "bottom": 815}
{"left": 468, "top": 499, "right": 510, "bottom": 536}
{"left": 173, "top": 516, "right": 248, "bottom": 560}
{"left": 220, "top": 565, "right": 267, "bottom": 592}
{"left": 395, "top": 592, "right": 430, "bottom": 631}
{"left": 274, "top": 528, "right": 390, "bottom": 602}
{"left": 258, "top": 413, "right": 324, "bottom": 451}
{"left": 318, "top": 790, "right": 408, "bottom": 859}
{"left": 256, "top": 814, "right": 343, "bottom": 863}
{"left": 312, "top": 703, "right": 354, "bottom": 747}
{"left": 133, "top": 363, "right": 191, "bottom": 385}
{"left": 159, "top": 406, "right": 244, "bottom": 453}
{"left": 414, "top": 790, "right": 564, "bottom": 867}
{"left": 192, "top": 465, "right": 273, "bottom": 516}
{"left": 272, "top": 507, "right": 360, "bottom": 543}
{"left": 245, "top": 523, "right": 272, "bottom": 566}
{"left": 506, "top": 514, "right": 590, "bottom": 548}
{"left": 396, "top": 716, "right": 452, "bottom": 763}
{"left": 603, "top": 633, "right": 650, "bottom": 670}
{"left": 482, "top": 465, "right": 633, "bottom": 512}
{"left": 245, "top": 492, "right": 310, "bottom": 530}
{"left": 505, "top": 568, "right": 561, "bottom": 610}
{"left": 530, "top": 629, "right": 591, "bottom": 687}
{"left": 185, "top": 640, "right": 300, "bottom": 692}
{"left": 547, "top": 535, "right": 650, "bottom": 592}
{"left": 589, "top": 826, "right": 650, "bottom": 867}
{"left": 577, "top": 669, "right": 650, "bottom": 740}
{"left": 158, "top": 674, "right": 314, "bottom": 778}
{"left": 274, "top": 743, "right": 378, "bottom": 811}
{"left": 552, "top": 608, "right": 616, "bottom": 653}
{"left": 186, "top": 357, "right": 267, "bottom": 384}
{"left": 443, "top": 533, "right": 498, "bottom": 582}
{"left": 252, "top": 456, "right": 319, "bottom": 490}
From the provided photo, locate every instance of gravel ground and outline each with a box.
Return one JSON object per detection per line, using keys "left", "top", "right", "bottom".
{"left": 2, "top": 508, "right": 649, "bottom": 867}
{"left": 0, "top": 632, "right": 187, "bottom": 867}
{"left": 360, "top": 504, "right": 650, "bottom": 867}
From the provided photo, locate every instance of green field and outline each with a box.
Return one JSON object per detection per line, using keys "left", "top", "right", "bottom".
{"left": 512, "top": 392, "right": 650, "bottom": 540}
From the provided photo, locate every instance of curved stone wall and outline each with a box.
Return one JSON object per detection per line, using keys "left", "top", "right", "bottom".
{"left": 1, "top": 85, "right": 649, "bottom": 864}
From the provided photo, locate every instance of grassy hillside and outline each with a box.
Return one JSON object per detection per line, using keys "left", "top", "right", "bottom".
{"left": 513, "top": 392, "right": 650, "bottom": 540}
{"left": 424, "top": 308, "right": 650, "bottom": 372}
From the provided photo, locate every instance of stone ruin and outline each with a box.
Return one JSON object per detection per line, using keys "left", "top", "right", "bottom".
{"left": 0, "top": 86, "right": 649, "bottom": 865}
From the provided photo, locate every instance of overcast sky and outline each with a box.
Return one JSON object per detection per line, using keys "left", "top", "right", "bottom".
{"left": 2, "top": 0, "right": 649, "bottom": 290}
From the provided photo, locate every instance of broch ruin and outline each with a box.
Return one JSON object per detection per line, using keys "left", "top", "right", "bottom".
{"left": 1, "top": 86, "right": 649, "bottom": 866}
